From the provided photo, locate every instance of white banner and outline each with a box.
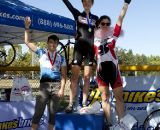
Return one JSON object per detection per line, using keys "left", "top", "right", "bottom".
{"left": 122, "top": 76, "right": 160, "bottom": 129}
{"left": 77, "top": 75, "right": 160, "bottom": 129}
{"left": 0, "top": 101, "right": 48, "bottom": 130}
{"left": 10, "top": 77, "right": 34, "bottom": 101}
{"left": 0, "top": 76, "right": 160, "bottom": 130}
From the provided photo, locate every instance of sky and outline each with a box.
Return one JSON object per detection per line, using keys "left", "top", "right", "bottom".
{"left": 21, "top": 0, "right": 160, "bottom": 56}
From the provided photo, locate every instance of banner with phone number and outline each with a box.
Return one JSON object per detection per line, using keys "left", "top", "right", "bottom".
{"left": 0, "top": 0, "right": 76, "bottom": 36}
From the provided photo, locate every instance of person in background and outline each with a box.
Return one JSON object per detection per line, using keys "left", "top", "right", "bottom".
{"left": 61, "top": 0, "right": 98, "bottom": 112}
{"left": 94, "top": 0, "right": 131, "bottom": 128}
{"left": 24, "top": 16, "right": 67, "bottom": 130}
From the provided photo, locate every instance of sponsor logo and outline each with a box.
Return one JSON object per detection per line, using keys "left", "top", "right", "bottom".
{"left": 84, "top": 88, "right": 160, "bottom": 105}
{"left": 123, "top": 89, "right": 160, "bottom": 103}
{"left": 0, "top": 119, "right": 18, "bottom": 130}
{"left": 12, "top": 86, "right": 31, "bottom": 96}
{"left": 0, "top": 116, "right": 45, "bottom": 130}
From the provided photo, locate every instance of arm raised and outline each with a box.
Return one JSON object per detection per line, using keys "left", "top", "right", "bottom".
{"left": 116, "top": 0, "right": 131, "bottom": 27}
{"left": 24, "top": 17, "right": 37, "bottom": 52}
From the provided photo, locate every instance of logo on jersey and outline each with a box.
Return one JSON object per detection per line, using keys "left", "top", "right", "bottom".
{"left": 78, "top": 16, "right": 96, "bottom": 26}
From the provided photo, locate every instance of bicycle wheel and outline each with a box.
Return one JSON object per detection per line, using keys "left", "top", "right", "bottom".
{"left": 143, "top": 109, "right": 160, "bottom": 130}
{"left": 0, "top": 42, "right": 16, "bottom": 67}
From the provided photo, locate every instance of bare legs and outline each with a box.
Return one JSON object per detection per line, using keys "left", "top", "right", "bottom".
{"left": 67, "top": 65, "right": 92, "bottom": 109}
{"left": 113, "top": 87, "right": 124, "bottom": 120}
{"left": 99, "top": 85, "right": 124, "bottom": 124}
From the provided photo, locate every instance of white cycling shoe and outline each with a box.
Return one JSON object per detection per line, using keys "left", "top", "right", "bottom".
{"left": 110, "top": 114, "right": 137, "bottom": 130}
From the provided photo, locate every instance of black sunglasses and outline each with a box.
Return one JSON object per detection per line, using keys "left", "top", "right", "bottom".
{"left": 101, "top": 22, "right": 110, "bottom": 26}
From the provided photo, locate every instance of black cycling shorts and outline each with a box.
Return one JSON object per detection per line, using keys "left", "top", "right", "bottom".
{"left": 97, "top": 61, "right": 123, "bottom": 89}
{"left": 72, "top": 39, "right": 94, "bottom": 66}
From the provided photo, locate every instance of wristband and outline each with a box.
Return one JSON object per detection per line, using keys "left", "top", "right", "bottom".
{"left": 25, "top": 28, "right": 30, "bottom": 30}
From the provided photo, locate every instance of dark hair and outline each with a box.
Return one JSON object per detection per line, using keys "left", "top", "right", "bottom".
{"left": 81, "top": 0, "right": 94, "bottom": 4}
{"left": 47, "top": 35, "right": 59, "bottom": 43}
{"left": 98, "top": 15, "right": 111, "bottom": 27}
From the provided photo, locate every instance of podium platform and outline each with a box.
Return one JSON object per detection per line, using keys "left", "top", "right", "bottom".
{"left": 55, "top": 112, "right": 104, "bottom": 130}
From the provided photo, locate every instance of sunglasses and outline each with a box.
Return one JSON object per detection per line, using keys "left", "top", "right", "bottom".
{"left": 100, "top": 22, "right": 110, "bottom": 26}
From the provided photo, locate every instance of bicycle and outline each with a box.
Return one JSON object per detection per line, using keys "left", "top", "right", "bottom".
{"left": 58, "top": 40, "right": 74, "bottom": 70}
{"left": 0, "top": 40, "right": 72, "bottom": 67}
{"left": 0, "top": 38, "right": 96, "bottom": 69}
{"left": 0, "top": 41, "right": 16, "bottom": 67}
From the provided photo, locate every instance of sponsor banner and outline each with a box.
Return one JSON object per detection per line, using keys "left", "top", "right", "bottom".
{"left": 0, "top": 101, "right": 48, "bottom": 130}
{"left": 10, "top": 77, "right": 34, "bottom": 101}
{"left": 0, "top": 76, "right": 160, "bottom": 129}
{"left": 78, "top": 76, "right": 160, "bottom": 129}
{"left": 122, "top": 76, "right": 160, "bottom": 129}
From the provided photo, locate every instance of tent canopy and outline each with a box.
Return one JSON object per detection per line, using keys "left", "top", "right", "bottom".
{"left": 0, "top": 0, "right": 76, "bottom": 44}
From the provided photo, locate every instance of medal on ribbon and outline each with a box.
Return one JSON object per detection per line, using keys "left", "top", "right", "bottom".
{"left": 88, "top": 28, "right": 92, "bottom": 32}
{"left": 86, "top": 16, "right": 92, "bottom": 32}
{"left": 48, "top": 51, "right": 57, "bottom": 71}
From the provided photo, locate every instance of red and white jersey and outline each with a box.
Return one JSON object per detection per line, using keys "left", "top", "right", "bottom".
{"left": 94, "top": 24, "right": 121, "bottom": 68}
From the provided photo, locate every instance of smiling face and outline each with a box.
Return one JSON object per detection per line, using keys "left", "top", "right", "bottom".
{"left": 99, "top": 18, "right": 111, "bottom": 30}
{"left": 82, "top": 0, "right": 93, "bottom": 12}
{"left": 47, "top": 39, "right": 58, "bottom": 52}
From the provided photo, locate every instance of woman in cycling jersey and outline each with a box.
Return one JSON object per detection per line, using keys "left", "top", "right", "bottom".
{"left": 94, "top": 0, "right": 131, "bottom": 127}
{"left": 62, "top": 0, "right": 98, "bottom": 112}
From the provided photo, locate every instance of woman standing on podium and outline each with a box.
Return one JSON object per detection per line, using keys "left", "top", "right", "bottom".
{"left": 61, "top": 0, "right": 98, "bottom": 113}
{"left": 94, "top": 0, "right": 132, "bottom": 128}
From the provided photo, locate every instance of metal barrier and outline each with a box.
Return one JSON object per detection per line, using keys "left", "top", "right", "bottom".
{"left": 0, "top": 66, "right": 71, "bottom": 96}
{"left": 1, "top": 65, "right": 160, "bottom": 72}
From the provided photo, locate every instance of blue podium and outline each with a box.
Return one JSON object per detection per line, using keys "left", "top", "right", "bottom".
{"left": 55, "top": 112, "right": 104, "bottom": 130}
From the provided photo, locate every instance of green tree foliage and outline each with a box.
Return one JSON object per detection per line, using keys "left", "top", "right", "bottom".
{"left": 116, "top": 48, "right": 135, "bottom": 65}
{"left": 148, "top": 55, "right": 160, "bottom": 65}
{"left": 37, "top": 42, "right": 47, "bottom": 49}
{"left": 4, "top": 43, "right": 160, "bottom": 77}
{"left": 0, "top": 45, "right": 5, "bottom": 65}
{"left": 8, "top": 44, "right": 32, "bottom": 67}
{"left": 116, "top": 47, "right": 151, "bottom": 66}
{"left": 116, "top": 47, "right": 160, "bottom": 76}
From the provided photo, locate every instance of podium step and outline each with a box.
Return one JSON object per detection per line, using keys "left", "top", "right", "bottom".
{"left": 55, "top": 112, "right": 104, "bottom": 130}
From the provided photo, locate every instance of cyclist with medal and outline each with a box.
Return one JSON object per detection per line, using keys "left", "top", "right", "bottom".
{"left": 61, "top": 0, "right": 98, "bottom": 113}
{"left": 24, "top": 16, "right": 67, "bottom": 130}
